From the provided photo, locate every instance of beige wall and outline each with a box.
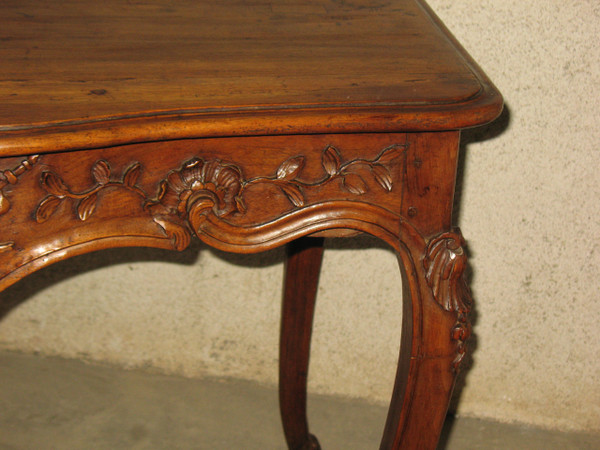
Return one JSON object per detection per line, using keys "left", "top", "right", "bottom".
{"left": 1, "top": 0, "right": 599, "bottom": 433}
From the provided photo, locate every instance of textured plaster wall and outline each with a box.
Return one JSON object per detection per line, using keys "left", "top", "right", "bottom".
{"left": 426, "top": 0, "right": 600, "bottom": 432}
{"left": 0, "top": 0, "right": 598, "bottom": 433}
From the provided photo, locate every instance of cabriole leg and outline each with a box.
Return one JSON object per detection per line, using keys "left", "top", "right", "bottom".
{"left": 380, "top": 230, "right": 471, "bottom": 449}
{"left": 279, "top": 237, "right": 324, "bottom": 450}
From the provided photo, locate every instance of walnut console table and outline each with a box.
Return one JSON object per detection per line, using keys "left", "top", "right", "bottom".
{"left": 0, "top": 0, "right": 502, "bottom": 448}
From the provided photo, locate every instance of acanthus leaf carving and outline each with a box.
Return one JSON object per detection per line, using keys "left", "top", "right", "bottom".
{"left": 145, "top": 157, "right": 243, "bottom": 220}
{"left": 423, "top": 230, "right": 472, "bottom": 372}
{"left": 424, "top": 231, "right": 471, "bottom": 314}
{"left": 234, "top": 195, "right": 247, "bottom": 214}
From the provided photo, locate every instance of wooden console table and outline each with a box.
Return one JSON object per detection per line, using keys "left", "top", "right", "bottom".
{"left": 0, "top": 1, "right": 502, "bottom": 448}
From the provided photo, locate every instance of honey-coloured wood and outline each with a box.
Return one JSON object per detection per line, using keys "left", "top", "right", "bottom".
{"left": 0, "top": 0, "right": 501, "bottom": 155}
{"left": 0, "top": 0, "right": 502, "bottom": 448}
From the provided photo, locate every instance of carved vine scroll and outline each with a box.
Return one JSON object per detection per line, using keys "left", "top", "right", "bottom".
{"left": 36, "top": 160, "right": 145, "bottom": 223}
{"left": 33, "top": 144, "right": 406, "bottom": 247}
{"left": 145, "top": 144, "right": 406, "bottom": 249}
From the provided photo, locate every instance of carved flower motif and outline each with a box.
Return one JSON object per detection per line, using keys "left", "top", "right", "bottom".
{"left": 151, "top": 158, "right": 243, "bottom": 219}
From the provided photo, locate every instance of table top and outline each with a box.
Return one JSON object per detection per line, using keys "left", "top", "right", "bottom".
{"left": 0, "top": 0, "right": 502, "bottom": 156}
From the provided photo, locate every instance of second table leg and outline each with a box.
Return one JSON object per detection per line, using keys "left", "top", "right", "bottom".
{"left": 279, "top": 236, "right": 324, "bottom": 450}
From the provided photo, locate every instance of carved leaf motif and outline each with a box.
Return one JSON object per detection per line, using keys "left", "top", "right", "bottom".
{"left": 424, "top": 232, "right": 471, "bottom": 314}
{"left": 202, "top": 160, "right": 221, "bottom": 184}
{"left": 322, "top": 146, "right": 341, "bottom": 176}
{"left": 371, "top": 164, "right": 393, "bottom": 191}
{"left": 123, "top": 163, "right": 141, "bottom": 187}
{"left": 280, "top": 183, "right": 305, "bottom": 207}
{"left": 41, "top": 172, "right": 70, "bottom": 197}
{"left": 77, "top": 193, "right": 97, "bottom": 221}
{"left": 342, "top": 173, "right": 368, "bottom": 195}
{"left": 36, "top": 195, "right": 62, "bottom": 222}
{"left": 423, "top": 230, "right": 472, "bottom": 372}
{"left": 276, "top": 156, "right": 304, "bottom": 180}
{"left": 92, "top": 160, "right": 111, "bottom": 185}
{"left": 375, "top": 144, "right": 405, "bottom": 165}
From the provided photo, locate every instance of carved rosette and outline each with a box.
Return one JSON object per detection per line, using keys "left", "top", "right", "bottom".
{"left": 145, "top": 158, "right": 244, "bottom": 227}
{"left": 423, "top": 230, "right": 472, "bottom": 371}
{"left": 140, "top": 158, "right": 246, "bottom": 251}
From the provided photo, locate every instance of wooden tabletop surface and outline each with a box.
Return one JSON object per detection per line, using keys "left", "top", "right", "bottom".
{"left": 0, "top": 0, "right": 502, "bottom": 155}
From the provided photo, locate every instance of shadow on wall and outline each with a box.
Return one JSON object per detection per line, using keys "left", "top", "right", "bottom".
{"left": 448, "top": 104, "right": 511, "bottom": 418}
{"left": 453, "top": 104, "right": 511, "bottom": 225}
{"left": 0, "top": 233, "right": 393, "bottom": 322}
{"left": 0, "top": 244, "right": 205, "bottom": 321}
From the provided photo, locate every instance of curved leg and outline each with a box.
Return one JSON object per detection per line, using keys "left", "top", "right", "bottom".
{"left": 380, "top": 231, "right": 471, "bottom": 449}
{"left": 279, "top": 237, "right": 324, "bottom": 450}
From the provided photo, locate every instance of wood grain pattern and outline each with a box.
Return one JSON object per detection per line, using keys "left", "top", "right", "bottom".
{"left": 0, "top": 0, "right": 502, "bottom": 155}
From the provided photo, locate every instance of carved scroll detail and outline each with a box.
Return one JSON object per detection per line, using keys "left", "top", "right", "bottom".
{"left": 0, "top": 155, "right": 40, "bottom": 216}
{"left": 424, "top": 230, "right": 472, "bottom": 371}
